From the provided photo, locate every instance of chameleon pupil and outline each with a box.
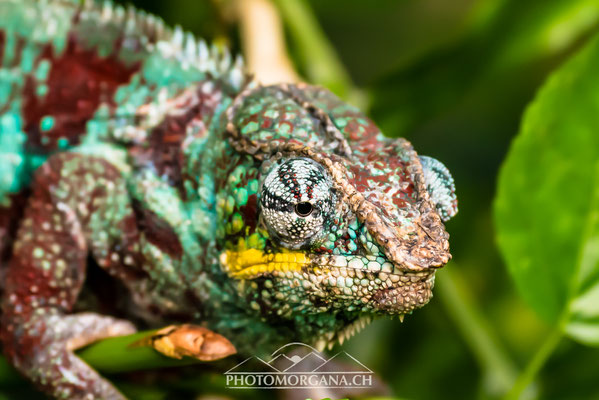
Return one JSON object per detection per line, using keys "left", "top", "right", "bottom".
{"left": 295, "top": 202, "right": 313, "bottom": 217}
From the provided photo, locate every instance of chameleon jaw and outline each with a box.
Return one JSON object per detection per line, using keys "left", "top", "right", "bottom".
{"left": 220, "top": 248, "right": 436, "bottom": 314}
{"left": 220, "top": 248, "right": 437, "bottom": 278}
{"left": 219, "top": 249, "right": 311, "bottom": 278}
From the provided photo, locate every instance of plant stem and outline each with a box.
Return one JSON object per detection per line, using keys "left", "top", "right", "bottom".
{"left": 271, "top": 0, "right": 366, "bottom": 108}
{"left": 0, "top": 329, "right": 201, "bottom": 383}
{"left": 76, "top": 330, "right": 200, "bottom": 374}
{"left": 505, "top": 322, "right": 563, "bottom": 399}
{"left": 236, "top": 0, "right": 299, "bottom": 84}
{"left": 436, "top": 266, "right": 518, "bottom": 396}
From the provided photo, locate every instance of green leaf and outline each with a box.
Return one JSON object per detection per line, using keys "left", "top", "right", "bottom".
{"left": 495, "top": 31, "right": 599, "bottom": 345}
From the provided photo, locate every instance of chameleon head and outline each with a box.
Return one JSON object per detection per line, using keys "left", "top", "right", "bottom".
{"left": 218, "top": 83, "right": 457, "bottom": 346}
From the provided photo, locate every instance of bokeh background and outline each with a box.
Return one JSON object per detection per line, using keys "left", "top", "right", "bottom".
{"left": 4, "top": 0, "right": 599, "bottom": 399}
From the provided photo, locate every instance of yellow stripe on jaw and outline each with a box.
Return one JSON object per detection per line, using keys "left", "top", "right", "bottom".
{"left": 220, "top": 248, "right": 311, "bottom": 279}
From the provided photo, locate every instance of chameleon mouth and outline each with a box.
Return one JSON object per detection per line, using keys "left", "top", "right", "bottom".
{"left": 220, "top": 249, "right": 312, "bottom": 278}
{"left": 220, "top": 249, "right": 435, "bottom": 312}
{"left": 220, "top": 249, "right": 437, "bottom": 277}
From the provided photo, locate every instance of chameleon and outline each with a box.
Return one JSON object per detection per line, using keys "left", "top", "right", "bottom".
{"left": 0, "top": 0, "right": 458, "bottom": 398}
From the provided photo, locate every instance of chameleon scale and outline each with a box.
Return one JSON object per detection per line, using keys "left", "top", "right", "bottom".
{"left": 221, "top": 248, "right": 310, "bottom": 278}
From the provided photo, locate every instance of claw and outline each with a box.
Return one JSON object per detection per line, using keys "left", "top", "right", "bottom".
{"left": 133, "top": 324, "right": 236, "bottom": 361}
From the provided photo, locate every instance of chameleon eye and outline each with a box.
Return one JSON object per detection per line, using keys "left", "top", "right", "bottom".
{"left": 295, "top": 202, "right": 313, "bottom": 217}
{"left": 419, "top": 155, "right": 458, "bottom": 221}
{"left": 260, "top": 158, "right": 335, "bottom": 248}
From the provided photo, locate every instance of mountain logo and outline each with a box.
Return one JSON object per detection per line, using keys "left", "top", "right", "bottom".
{"left": 224, "top": 342, "right": 373, "bottom": 389}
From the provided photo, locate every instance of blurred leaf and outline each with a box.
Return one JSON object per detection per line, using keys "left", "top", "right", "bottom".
{"left": 495, "top": 31, "right": 599, "bottom": 345}
{"left": 370, "top": 0, "right": 599, "bottom": 138}
{"left": 435, "top": 267, "right": 517, "bottom": 396}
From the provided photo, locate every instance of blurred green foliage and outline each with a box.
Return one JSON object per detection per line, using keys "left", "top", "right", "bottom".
{"left": 496, "top": 32, "right": 599, "bottom": 333}
{"left": 495, "top": 30, "right": 599, "bottom": 399}
{"left": 3, "top": 0, "right": 599, "bottom": 398}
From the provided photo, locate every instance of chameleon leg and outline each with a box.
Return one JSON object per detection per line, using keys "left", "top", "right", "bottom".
{"left": 1, "top": 153, "right": 140, "bottom": 399}
{"left": 4, "top": 312, "right": 135, "bottom": 399}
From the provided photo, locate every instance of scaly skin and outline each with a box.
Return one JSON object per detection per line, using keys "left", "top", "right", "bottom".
{"left": 0, "top": 0, "right": 458, "bottom": 398}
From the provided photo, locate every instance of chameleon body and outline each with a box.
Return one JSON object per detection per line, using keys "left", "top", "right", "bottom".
{"left": 0, "top": 0, "right": 457, "bottom": 398}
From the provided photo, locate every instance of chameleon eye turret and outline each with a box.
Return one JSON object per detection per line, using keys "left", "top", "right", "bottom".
{"left": 419, "top": 155, "right": 458, "bottom": 222}
{"left": 260, "top": 157, "right": 337, "bottom": 249}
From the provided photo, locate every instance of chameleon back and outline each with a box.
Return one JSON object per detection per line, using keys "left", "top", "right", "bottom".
{"left": 0, "top": 0, "right": 246, "bottom": 269}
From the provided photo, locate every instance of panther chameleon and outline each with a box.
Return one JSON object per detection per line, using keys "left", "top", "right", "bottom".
{"left": 0, "top": 0, "right": 457, "bottom": 398}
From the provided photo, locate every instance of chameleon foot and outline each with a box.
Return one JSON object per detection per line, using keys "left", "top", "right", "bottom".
{"left": 2, "top": 312, "right": 136, "bottom": 400}
{"left": 136, "top": 324, "right": 236, "bottom": 361}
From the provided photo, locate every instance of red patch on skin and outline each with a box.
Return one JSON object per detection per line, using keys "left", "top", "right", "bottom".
{"left": 131, "top": 199, "right": 184, "bottom": 260}
{"left": 346, "top": 143, "right": 417, "bottom": 217}
{"left": 0, "top": 30, "right": 5, "bottom": 67}
{"left": 21, "top": 34, "right": 140, "bottom": 151}
{"left": 338, "top": 111, "right": 379, "bottom": 144}
{"left": 279, "top": 120, "right": 294, "bottom": 134}
{"left": 0, "top": 191, "right": 29, "bottom": 267}
{"left": 239, "top": 193, "right": 258, "bottom": 234}
{"left": 130, "top": 83, "right": 224, "bottom": 195}
{"left": 261, "top": 118, "right": 272, "bottom": 129}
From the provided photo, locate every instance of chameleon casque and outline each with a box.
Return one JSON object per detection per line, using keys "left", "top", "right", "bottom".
{"left": 0, "top": 0, "right": 457, "bottom": 398}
